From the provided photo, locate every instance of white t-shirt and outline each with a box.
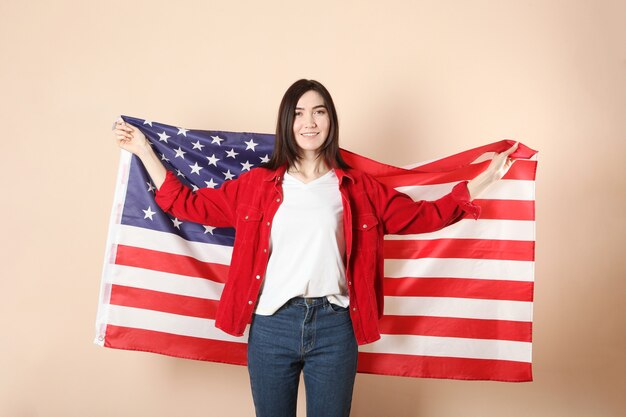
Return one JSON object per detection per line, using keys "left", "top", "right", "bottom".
{"left": 254, "top": 169, "right": 349, "bottom": 315}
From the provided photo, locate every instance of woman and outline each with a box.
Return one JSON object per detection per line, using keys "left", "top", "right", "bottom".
{"left": 113, "top": 79, "right": 517, "bottom": 417}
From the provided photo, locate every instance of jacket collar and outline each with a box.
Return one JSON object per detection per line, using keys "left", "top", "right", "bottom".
{"left": 262, "top": 163, "right": 354, "bottom": 184}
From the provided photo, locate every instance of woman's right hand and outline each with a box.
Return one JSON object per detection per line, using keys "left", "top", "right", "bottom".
{"left": 112, "top": 117, "right": 167, "bottom": 189}
{"left": 113, "top": 118, "right": 151, "bottom": 157}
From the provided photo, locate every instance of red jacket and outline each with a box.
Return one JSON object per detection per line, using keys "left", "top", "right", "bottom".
{"left": 155, "top": 164, "right": 480, "bottom": 345}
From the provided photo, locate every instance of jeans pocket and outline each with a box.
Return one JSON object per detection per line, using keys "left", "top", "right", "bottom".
{"left": 328, "top": 302, "right": 350, "bottom": 314}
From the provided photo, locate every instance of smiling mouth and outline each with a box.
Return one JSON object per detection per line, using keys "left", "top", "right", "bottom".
{"left": 300, "top": 133, "right": 319, "bottom": 137}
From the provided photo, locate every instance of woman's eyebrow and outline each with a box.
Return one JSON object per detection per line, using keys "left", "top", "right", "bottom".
{"left": 295, "top": 105, "right": 327, "bottom": 110}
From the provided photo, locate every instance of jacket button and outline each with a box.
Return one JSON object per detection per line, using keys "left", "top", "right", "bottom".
{"left": 348, "top": 281, "right": 352, "bottom": 285}
{"left": 352, "top": 307, "right": 357, "bottom": 311}
{"left": 248, "top": 301, "right": 253, "bottom": 305}
{"left": 266, "top": 222, "right": 270, "bottom": 226}
{"left": 245, "top": 215, "right": 249, "bottom": 219}
{"left": 362, "top": 224, "right": 367, "bottom": 228}
{"left": 256, "top": 275, "right": 261, "bottom": 280}
{"left": 276, "top": 198, "right": 280, "bottom": 202}
{"left": 263, "top": 248, "right": 267, "bottom": 253}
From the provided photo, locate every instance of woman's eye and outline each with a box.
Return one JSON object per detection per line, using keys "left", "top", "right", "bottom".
{"left": 315, "top": 110, "right": 326, "bottom": 115}
{"left": 294, "top": 111, "right": 302, "bottom": 117}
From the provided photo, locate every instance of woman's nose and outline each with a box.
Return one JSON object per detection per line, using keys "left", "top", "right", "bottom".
{"left": 305, "top": 114, "right": 317, "bottom": 127}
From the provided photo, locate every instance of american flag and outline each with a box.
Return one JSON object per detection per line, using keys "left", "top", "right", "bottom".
{"left": 96, "top": 115, "right": 537, "bottom": 382}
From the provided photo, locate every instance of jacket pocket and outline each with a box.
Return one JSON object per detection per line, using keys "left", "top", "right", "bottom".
{"left": 235, "top": 205, "right": 264, "bottom": 243}
{"left": 236, "top": 205, "right": 264, "bottom": 222}
{"left": 352, "top": 213, "right": 379, "bottom": 252}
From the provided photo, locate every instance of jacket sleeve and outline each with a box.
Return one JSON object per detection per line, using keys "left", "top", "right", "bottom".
{"left": 374, "top": 177, "right": 481, "bottom": 235}
{"left": 154, "top": 170, "right": 242, "bottom": 228}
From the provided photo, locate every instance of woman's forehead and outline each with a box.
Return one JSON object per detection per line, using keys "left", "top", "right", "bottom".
{"left": 296, "top": 90, "right": 325, "bottom": 107}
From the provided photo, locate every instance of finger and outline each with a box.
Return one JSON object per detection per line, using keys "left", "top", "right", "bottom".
{"left": 112, "top": 117, "right": 124, "bottom": 130}
{"left": 503, "top": 141, "right": 519, "bottom": 157}
{"left": 113, "top": 119, "right": 133, "bottom": 129}
{"left": 506, "top": 156, "right": 516, "bottom": 168}
{"left": 115, "top": 131, "right": 133, "bottom": 140}
{"left": 115, "top": 124, "right": 134, "bottom": 134}
{"left": 113, "top": 126, "right": 132, "bottom": 135}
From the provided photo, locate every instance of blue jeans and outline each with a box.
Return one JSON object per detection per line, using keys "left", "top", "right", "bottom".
{"left": 247, "top": 297, "right": 358, "bottom": 417}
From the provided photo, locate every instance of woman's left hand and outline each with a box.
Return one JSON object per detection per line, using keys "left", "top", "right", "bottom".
{"left": 467, "top": 142, "right": 518, "bottom": 200}
{"left": 485, "top": 141, "right": 518, "bottom": 182}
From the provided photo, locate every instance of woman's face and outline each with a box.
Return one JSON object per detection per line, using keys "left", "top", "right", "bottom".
{"left": 292, "top": 90, "right": 330, "bottom": 157}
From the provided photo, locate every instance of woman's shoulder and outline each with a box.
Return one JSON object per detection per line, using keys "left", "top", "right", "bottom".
{"left": 240, "top": 165, "right": 282, "bottom": 182}
{"left": 342, "top": 166, "right": 378, "bottom": 184}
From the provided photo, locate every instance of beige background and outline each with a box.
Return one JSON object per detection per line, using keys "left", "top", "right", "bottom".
{"left": 1, "top": 0, "right": 625, "bottom": 416}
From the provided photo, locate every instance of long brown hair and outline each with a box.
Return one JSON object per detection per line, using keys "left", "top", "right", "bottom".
{"left": 262, "top": 79, "right": 350, "bottom": 170}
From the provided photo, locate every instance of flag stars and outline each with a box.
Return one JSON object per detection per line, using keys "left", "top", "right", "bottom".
{"left": 174, "top": 147, "right": 186, "bottom": 159}
{"left": 143, "top": 120, "right": 153, "bottom": 126}
{"left": 240, "top": 160, "right": 253, "bottom": 171}
{"left": 259, "top": 154, "right": 270, "bottom": 163}
{"left": 172, "top": 218, "right": 183, "bottom": 229}
{"left": 211, "top": 135, "right": 224, "bottom": 145}
{"left": 244, "top": 138, "right": 258, "bottom": 151}
{"left": 146, "top": 182, "right": 156, "bottom": 193}
{"left": 226, "top": 148, "right": 239, "bottom": 159}
{"left": 222, "top": 170, "right": 235, "bottom": 180}
{"left": 205, "top": 178, "right": 218, "bottom": 188}
{"left": 206, "top": 154, "right": 220, "bottom": 166}
{"left": 192, "top": 184, "right": 199, "bottom": 192}
{"left": 160, "top": 153, "right": 170, "bottom": 162}
{"left": 189, "top": 162, "right": 203, "bottom": 175}
{"left": 176, "top": 169, "right": 185, "bottom": 178}
{"left": 157, "top": 131, "right": 170, "bottom": 143}
{"left": 143, "top": 206, "right": 156, "bottom": 220}
{"left": 203, "top": 225, "right": 216, "bottom": 235}
{"left": 191, "top": 140, "right": 205, "bottom": 151}
{"left": 177, "top": 127, "right": 189, "bottom": 137}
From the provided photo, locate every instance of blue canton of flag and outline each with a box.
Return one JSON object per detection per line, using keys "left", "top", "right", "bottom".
{"left": 120, "top": 115, "right": 275, "bottom": 247}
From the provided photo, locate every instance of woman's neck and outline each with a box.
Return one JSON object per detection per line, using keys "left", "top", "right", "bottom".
{"left": 288, "top": 156, "right": 330, "bottom": 182}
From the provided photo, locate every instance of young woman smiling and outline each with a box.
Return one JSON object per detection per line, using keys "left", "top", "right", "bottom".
{"left": 113, "top": 79, "right": 517, "bottom": 417}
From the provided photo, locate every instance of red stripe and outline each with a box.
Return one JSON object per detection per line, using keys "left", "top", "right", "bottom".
{"left": 104, "top": 325, "right": 247, "bottom": 365}
{"left": 376, "top": 160, "right": 537, "bottom": 187}
{"left": 502, "top": 160, "right": 538, "bottom": 180}
{"left": 103, "top": 328, "right": 532, "bottom": 381}
{"left": 357, "top": 352, "right": 532, "bottom": 382}
{"left": 340, "top": 141, "right": 537, "bottom": 182}
{"left": 404, "top": 141, "right": 537, "bottom": 172}
{"left": 472, "top": 199, "right": 535, "bottom": 220}
{"left": 383, "top": 277, "right": 533, "bottom": 301}
{"left": 115, "top": 245, "right": 229, "bottom": 283}
{"left": 378, "top": 315, "right": 532, "bottom": 342}
{"left": 384, "top": 238, "right": 534, "bottom": 261}
{"left": 110, "top": 284, "right": 219, "bottom": 319}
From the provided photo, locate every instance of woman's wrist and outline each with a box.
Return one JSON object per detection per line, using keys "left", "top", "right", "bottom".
{"left": 466, "top": 172, "right": 493, "bottom": 201}
{"left": 135, "top": 141, "right": 156, "bottom": 159}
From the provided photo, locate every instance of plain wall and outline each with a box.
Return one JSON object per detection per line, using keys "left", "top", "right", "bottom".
{"left": 1, "top": 0, "right": 625, "bottom": 416}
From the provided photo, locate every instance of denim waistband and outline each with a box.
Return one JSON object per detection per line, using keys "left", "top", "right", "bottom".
{"left": 287, "top": 297, "right": 328, "bottom": 307}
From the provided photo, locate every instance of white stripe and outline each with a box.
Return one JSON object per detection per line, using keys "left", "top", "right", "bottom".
{"left": 95, "top": 150, "right": 132, "bottom": 345}
{"left": 383, "top": 296, "right": 533, "bottom": 321}
{"left": 110, "top": 264, "right": 224, "bottom": 300}
{"left": 358, "top": 334, "right": 532, "bottom": 363}
{"left": 385, "top": 219, "right": 535, "bottom": 241}
{"left": 395, "top": 180, "right": 535, "bottom": 201}
{"left": 107, "top": 305, "right": 250, "bottom": 343}
{"left": 384, "top": 258, "right": 534, "bottom": 282}
{"left": 116, "top": 224, "right": 233, "bottom": 264}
